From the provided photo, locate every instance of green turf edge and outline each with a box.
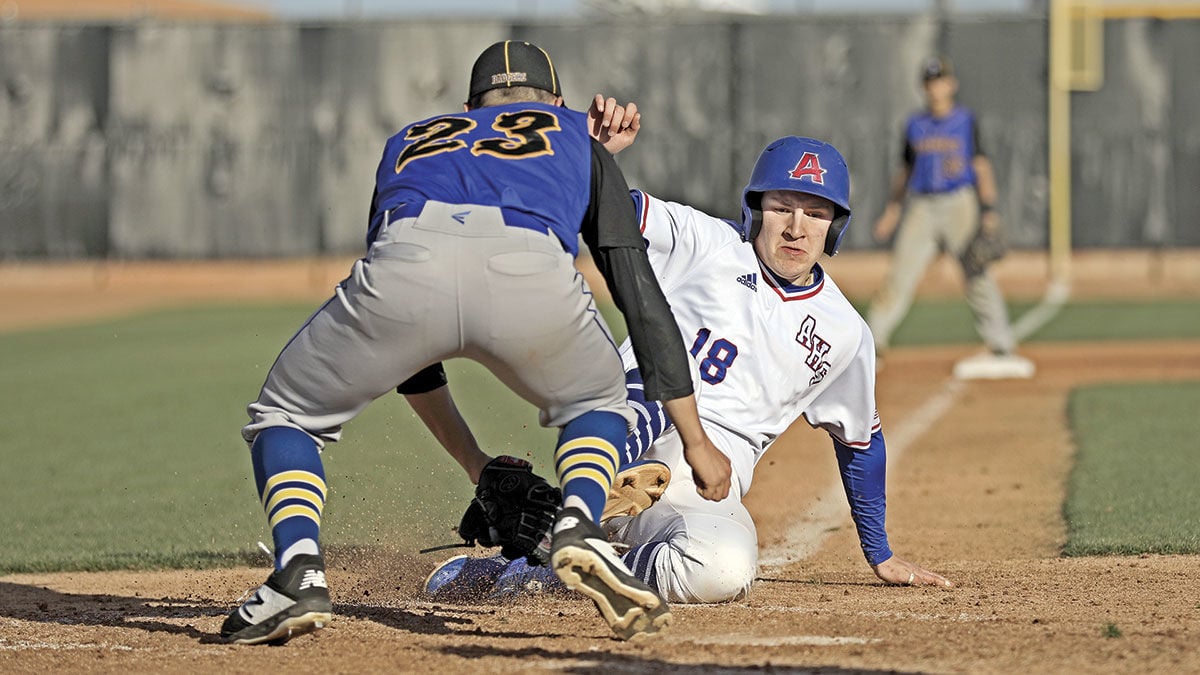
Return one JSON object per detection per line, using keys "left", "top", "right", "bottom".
{"left": 845, "top": 298, "right": 1200, "bottom": 346}
{"left": 1062, "top": 380, "right": 1200, "bottom": 557}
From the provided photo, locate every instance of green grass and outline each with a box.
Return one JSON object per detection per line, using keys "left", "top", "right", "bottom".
{"left": 1028, "top": 300, "right": 1200, "bottom": 342}
{"left": 0, "top": 304, "right": 558, "bottom": 573}
{"left": 1063, "top": 381, "right": 1200, "bottom": 556}
{"left": 2, "top": 295, "right": 1197, "bottom": 573}
{"left": 848, "top": 298, "right": 1200, "bottom": 346}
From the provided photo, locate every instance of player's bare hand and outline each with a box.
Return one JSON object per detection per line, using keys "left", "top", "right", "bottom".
{"left": 682, "top": 438, "right": 732, "bottom": 502}
{"left": 587, "top": 93, "right": 641, "bottom": 155}
{"left": 872, "top": 555, "right": 953, "bottom": 588}
{"left": 980, "top": 209, "right": 1001, "bottom": 235}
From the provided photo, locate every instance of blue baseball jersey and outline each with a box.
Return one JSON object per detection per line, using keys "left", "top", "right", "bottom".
{"left": 368, "top": 101, "right": 591, "bottom": 255}
{"left": 902, "top": 105, "right": 982, "bottom": 194}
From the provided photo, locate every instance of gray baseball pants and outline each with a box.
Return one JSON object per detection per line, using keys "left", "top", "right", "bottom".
{"left": 867, "top": 186, "right": 1016, "bottom": 355}
{"left": 245, "top": 200, "right": 634, "bottom": 447}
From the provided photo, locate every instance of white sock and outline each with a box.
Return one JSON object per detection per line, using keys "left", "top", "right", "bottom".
{"left": 562, "top": 495, "right": 594, "bottom": 521}
{"left": 279, "top": 538, "right": 320, "bottom": 569}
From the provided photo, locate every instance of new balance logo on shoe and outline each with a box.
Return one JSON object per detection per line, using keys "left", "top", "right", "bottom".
{"left": 736, "top": 273, "right": 757, "bottom": 291}
{"left": 299, "top": 570, "right": 327, "bottom": 590}
{"left": 223, "top": 553, "right": 332, "bottom": 645}
{"left": 554, "top": 515, "right": 580, "bottom": 533}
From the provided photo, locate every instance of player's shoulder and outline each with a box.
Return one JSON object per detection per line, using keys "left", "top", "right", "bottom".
{"left": 632, "top": 190, "right": 743, "bottom": 243}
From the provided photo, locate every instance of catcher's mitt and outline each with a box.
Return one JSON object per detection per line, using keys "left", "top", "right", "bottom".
{"left": 458, "top": 455, "right": 562, "bottom": 565}
{"left": 959, "top": 223, "right": 1008, "bottom": 277}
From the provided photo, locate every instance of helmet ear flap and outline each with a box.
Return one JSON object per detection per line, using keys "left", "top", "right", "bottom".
{"left": 824, "top": 212, "right": 850, "bottom": 256}
{"left": 745, "top": 192, "right": 763, "bottom": 242}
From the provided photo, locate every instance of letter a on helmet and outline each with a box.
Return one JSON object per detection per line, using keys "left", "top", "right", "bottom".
{"left": 740, "top": 137, "right": 852, "bottom": 256}
{"left": 789, "top": 152, "right": 827, "bottom": 184}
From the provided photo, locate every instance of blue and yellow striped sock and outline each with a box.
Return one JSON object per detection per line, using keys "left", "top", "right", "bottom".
{"left": 554, "top": 410, "right": 626, "bottom": 523}
{"left": 250, "top": 427, "right": 327, "bottom": 570}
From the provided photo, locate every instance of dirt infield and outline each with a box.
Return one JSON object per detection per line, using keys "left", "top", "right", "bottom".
{"left": 2, "top": 252, "right": 1199, "bottom": 673}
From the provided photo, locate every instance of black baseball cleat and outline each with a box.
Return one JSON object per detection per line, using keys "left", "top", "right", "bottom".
{"left": 221, "top": 553, "right": 333, "bottom": 645}
{"left": 550, "top": 506, "right": 672, "bottom": 641}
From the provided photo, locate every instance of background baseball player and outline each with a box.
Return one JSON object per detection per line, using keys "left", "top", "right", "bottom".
{"left": 868, "top": 56, "right": 1033, "bottom": 379}
{"left": 425, "top": 98, "right": 951, "bottom": 604}
{"left": 222, "top": 42, "right": 729, "bottom": 645}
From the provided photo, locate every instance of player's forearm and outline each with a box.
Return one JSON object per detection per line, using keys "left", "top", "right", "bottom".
{"left": 834, "top": 433, "right": 893, "bottom": 566}
{"left": 972, "top": 155, "right": 998, "bottom": 207}
{"left": 582, "top": 140, "right": 693, "bottom": 401}
{"left": 403, "top": 386, "right": 490, "bottom": 484}
{"left": 885, "top": 167, "right": 911, "bottom": 205}
{"left": 660, "top": 395, "right": 708, "bottom": 447}
{"left": 600, "top": 246, "right": 695, "bottom": 401}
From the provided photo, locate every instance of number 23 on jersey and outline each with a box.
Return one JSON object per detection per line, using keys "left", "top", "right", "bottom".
{"left": 395, "top": 110, "right": 561, "bottom": 173}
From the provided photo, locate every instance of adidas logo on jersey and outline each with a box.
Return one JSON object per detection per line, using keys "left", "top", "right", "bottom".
{"left": 736, "top": 273, "right": 757, "bottom": 291}
{"left": 299, "top": 569, "right": 327, "bottom": 590}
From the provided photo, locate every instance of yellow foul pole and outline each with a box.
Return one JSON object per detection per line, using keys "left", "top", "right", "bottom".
{"left": 1048, "top": 0, "right": 1073, "bottom": 283}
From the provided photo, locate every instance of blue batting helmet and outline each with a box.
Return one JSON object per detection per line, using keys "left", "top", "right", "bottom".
{"left": 739, "top": 136, "right": 852, "bottom": 256}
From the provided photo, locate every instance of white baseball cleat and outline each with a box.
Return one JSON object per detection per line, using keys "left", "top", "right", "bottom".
{"left": 550, "top": 506, "right": 671, "bottom": 641}
{"left": 423, "top": 553, "right": 509, "bottom": 602}
{"left": 953, "top": 351, "right": 1036, "bottom": 380}
{"left": 601, "top": 459, "right": 671, "bottom": 522}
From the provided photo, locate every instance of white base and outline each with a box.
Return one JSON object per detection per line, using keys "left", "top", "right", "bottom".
{"left": 953, "top": 352, "right": 1036, "bottom": 380}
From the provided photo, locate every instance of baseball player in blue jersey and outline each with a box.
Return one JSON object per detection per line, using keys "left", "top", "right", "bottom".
{"left": 424, "top": 96, "right": 952, "bottom": 605}
{"left": 222, "top": 42, "right": 729, "bottom": 645}
{"left": 869, "top": 57, "right": 1033, "bottom": 379}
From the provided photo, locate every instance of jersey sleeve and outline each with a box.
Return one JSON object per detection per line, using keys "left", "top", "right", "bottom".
{"left": 813, "top": 316, "right": 891, "bottom": 564}
{"left": 801, "top": 317, "right": 881, "bottom": 447}
{"left": 834, "top": 432, "right": 893, "bottom": 565}
{"left": 396, "top": 362, "right": 448, "bottom": 395}
{"left": 901, "top": 117, "right": 916, "bottom": 167}
{"left": 629, "top": 190, "right": 730, "bottom": 292}
{"left": 582, "top": 141, "right": 695, "bottom": 402}
{"left": 971, "top": 110, "right": 985, "bottom": 157}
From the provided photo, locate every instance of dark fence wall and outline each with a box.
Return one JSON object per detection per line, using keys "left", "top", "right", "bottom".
{"left": 1, "top": 16, "right": 1196, "bottom": 259}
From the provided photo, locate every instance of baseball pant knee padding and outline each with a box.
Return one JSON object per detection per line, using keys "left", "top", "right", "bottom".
{"left": 652, "top": 513, "right": 758, "bottom": 604}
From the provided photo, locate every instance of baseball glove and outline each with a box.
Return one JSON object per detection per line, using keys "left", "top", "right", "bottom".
{"left": 959, "top": 223, "right": 1008, "bottom": 277}
{"left": 457, "top": 455, "right": 562, "bottom": 565}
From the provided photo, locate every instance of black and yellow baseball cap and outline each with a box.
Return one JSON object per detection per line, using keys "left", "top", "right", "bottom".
{"left": 468, "top": 40, "right": 562, "bottom": 100}
{"left": 921, "top": 56, "right": 954, "bottom": 82}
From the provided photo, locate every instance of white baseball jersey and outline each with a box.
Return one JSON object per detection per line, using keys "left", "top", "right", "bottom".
{"left": 630, "top": 190, "right": 881, "bottom": 491}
